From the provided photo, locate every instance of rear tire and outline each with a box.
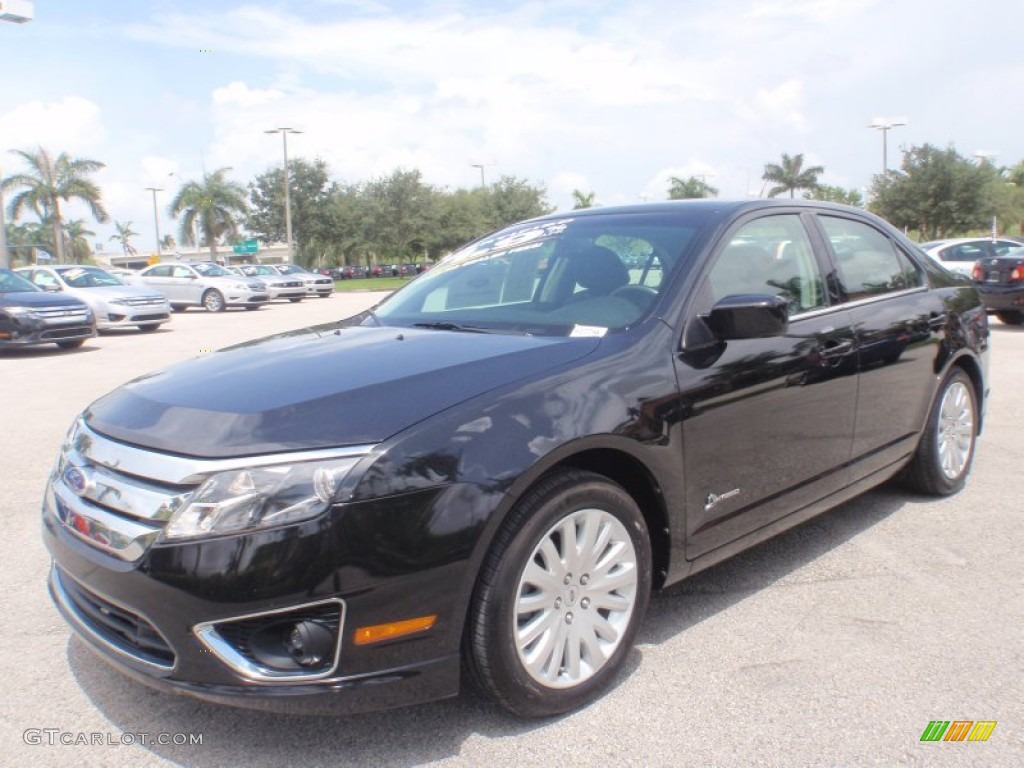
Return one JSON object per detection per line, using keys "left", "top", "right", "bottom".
{"left": 902, "top": 368, "right": 977, "bottom": 496}
{"left": 465, "top": 469, "right": 651, "bottom": 718}
{"left": 995, "top": 310, "right": 1024, "bottom": 325}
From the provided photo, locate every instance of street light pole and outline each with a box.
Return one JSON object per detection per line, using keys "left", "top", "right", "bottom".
{"left": 265, "top": 128, "right": 303, "bottom": 262}
{"left": 868, "top": 117, "right": 908, "bottom": 176}
{"left": 0, "top": 162, "right": 9, "bottom": 269}
{"left": 145, "top": 187, "right": 163, "bottom": 259}
{"left": 471, "top": 163, "right": 486, "bottom": 188}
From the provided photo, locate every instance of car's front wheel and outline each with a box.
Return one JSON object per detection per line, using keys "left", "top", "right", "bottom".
{"left": 56, "top": 339, "right": 86, "bottom": 349}
{"left": 902, "top": 367, "right": 977, "bottom": 495}
{"left": 995, "top": 310, "right": 1023, "bottom": 325}
{"left": 202, "top": 290, "right": 226, "bottom": 313}
{"left": 137, "top": 324, "right": 159, "bottom": 332}
{"left": 465, "top": 469, "right": 651, "bottom": 718}
{"left": 288, "top": 297, "right": 303, "bottom": 303}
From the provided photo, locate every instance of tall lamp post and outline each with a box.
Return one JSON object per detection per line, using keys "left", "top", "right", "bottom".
{"left": 0, "top": 162, "right": 9, "bottom": 269}
{"left": 145, "top": 186, "right": 163, "bottom": 259}
{"left": 265, "top": 127, "right": 303, "bottom": 262}
{"left": 470, "top": 162, "right": 495, "bottom": 188}
{"left": 868, "top": 117, "right": 908, "bottom": 176}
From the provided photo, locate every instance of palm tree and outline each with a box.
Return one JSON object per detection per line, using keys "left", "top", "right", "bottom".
{"left": 762, "top": 153, "right": 824, "bottom": 198}
{"left": 169, "top": 168, "right": 249, "bottom": 258}
{"left": 160, "top": 233, "right": 176, "bottom": 251}
{"left": 64, "top": 219, "right": 95, "bottom": 263}
{"left": 109, "top": 220, "right": 138, "bottom": 257}
{"left": 2, "top": 147, "right": 109, "bottom": 263}
{"left": 668, "top": 176, "right": 719, "bottom": 199}
{"left": 572, "top": 189, "right": 596, "bottom": 210}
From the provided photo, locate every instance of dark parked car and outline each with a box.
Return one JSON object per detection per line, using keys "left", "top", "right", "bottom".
{"left": 43, "top": 201, "right": 988, "bottom": 719}
{"left": 972, "top": 254, "right": 1024, "bottom": 324}
{"left": 0, "top": 268, "right": 96, "bottom": 350}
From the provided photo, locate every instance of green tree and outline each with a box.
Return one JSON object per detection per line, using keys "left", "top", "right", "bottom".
{"left": 484, "top": 175, "right": 553, "bottom": 229}
{"left": 247, "top": 157, "right": 335, "bottom": 264}
{"left": 804, "top": 185, "right": 864, "bottom": 207}
{"left": 360, "top": 168, "right": 439, "bottom": 264}
{"left": 869, "top": 144, "right": 991, "bottom": 239}
{"left": 2, "top": 147, "right": 109, "bottom": 263}
{"left": 668, "top": 176, "right": 718, "bottom": 199}
{"left": 572, "top": 189, "right": 596, "bottom": 209}
{"left": 109, "top": 220, "right": 138, "bottom": 258}
{"left": 64, "top": 219, "right": 95, "bottom": 263}
{"left": 160, "top": 233, "right": 176, "bottom": 250}
{"left": 5, "top": 220, "right": 50, "bottom": 265}
{"left": 762, "top": 153, "right": 824, "bottom": 198}
{"left": 169, "top": 168, "right": 249, "bottom": 259}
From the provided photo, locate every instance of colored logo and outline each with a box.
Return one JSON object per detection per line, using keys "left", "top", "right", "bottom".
{"left": 920, "top": 721, "right": 996, "bottom": 742}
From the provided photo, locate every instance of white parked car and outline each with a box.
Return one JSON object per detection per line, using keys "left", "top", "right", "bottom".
{"left": 272, "top": 263, "right": 334, "bottom": 298}
{"left": 227, "top": 264, "right": 306, "bottom": 302}
{"left": 919, "top": 237, "right": 1024, "bottom": 277}
{"left": 15, "top": 265, "right": 171, "bottom": 332}
{"left": 136, "top": 262, "right": 269, "bottom": 312}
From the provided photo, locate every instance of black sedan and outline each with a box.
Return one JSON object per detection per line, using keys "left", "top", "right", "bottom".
{"left": 42, "top": 200, "right": 988, "bottom": 718}
{"left": 0, "top": 268, "right": 96, "bottom": 350}
{"left": 972, "top": 254, "right": 1024, "bottom": 324}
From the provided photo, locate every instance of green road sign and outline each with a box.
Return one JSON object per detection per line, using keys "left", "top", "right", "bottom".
{"left": 232, "top": 239, "right": 259, "bottom": 254}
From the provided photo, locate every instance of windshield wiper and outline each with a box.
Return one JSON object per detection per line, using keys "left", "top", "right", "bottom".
{"left": 411, "top": 321, "right": 493, "bottom": 333}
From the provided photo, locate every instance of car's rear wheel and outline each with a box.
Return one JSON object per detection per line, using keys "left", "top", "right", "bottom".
{"left": 56, "top": 339, "right": 86, "bottom": 349}
{"left": 465, "top": 469, "right": 651, "bottom": 718}
{"left": 995, "top": 310, "right": 1023, "bottom": 325}
{"left": 202, "top": 290, "right": 226, "bottom": 313}
{"left": 902, "top": 368, "right": 977, "bottom": 496}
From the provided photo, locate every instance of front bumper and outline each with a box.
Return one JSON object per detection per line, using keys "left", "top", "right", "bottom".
{"left": 42, "top": 481, "right": 469, "bottom": 715}
{"left": 0, "top": 321, "right": 95, "bottom": 347}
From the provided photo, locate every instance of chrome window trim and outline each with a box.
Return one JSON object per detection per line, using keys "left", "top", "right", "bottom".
{"left": 50, "top": 566, "right": 175, "bottom": 672}
{"left": 790, "top": 286, "right": 929, "bottom": 322}
{"left": 193, "top": 598, "right": 346, "bottom": 684}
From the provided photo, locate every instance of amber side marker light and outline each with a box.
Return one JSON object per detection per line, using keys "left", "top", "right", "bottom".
{"left": 353, "top": 615, "right": 437, "bottom": 646}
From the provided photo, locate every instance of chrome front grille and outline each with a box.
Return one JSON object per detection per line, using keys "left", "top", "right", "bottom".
{"left": 47, "top": 418, "right": 375, "bottom": 561}
{"left": 34, "top": 305, "right": 91, "bottom": 323}
{"left": 123, "top": 296, "right": 167, "bottom": 307}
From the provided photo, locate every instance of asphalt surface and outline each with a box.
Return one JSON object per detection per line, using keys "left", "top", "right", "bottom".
{"left": 1, "top": 294, "right": 1021, "bottom": 767}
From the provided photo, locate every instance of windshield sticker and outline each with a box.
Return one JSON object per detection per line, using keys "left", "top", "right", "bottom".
{"left": 569, "top": 324, "right": 608, "bottom": 338}
{"left": 63, "top": 268, "right": 86, "bottom": 280}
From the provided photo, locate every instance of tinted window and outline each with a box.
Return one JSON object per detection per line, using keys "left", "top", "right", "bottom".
{"left": 0, "top": 269, "right": 41, "bottom": 293}
{"left": 146, "top": 265, "right": 172, "bottom": 277}
{"left": 940, "top": 243, "right": 988, "bottom": 262}
{"left": 820, "top": 216, "right": 922, "bottom": 300}
{"left": 171, "top": 266, "right": 194, "bottom": 279}
{"left": 705, "top": 214, "right": 826, "bottom": 314}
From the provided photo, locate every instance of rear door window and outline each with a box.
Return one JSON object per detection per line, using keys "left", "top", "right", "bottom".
{"left": 819, "top": 216, "right": 923, "bottom": 301}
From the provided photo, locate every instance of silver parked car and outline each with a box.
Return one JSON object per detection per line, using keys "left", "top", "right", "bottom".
{"left": 15, "top": 265, "right": 171, "bottom": 333}
{"left": 272, "top": 263, "right": 334, "bottom": 298}
{"left": 920, "top": 237, "right": 1024, "bottom": 277}
{"left": 136, "top": 262, "right": 269, "bottom": 312}
{"left": 227, "top": 264, "right": 305, "bottom": 302}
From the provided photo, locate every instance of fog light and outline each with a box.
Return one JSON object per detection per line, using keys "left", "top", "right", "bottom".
{"left": 285, "top": 621, "right": 335, "bottom": 667}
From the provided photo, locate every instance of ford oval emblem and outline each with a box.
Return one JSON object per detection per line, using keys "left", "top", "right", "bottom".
{"left": 63, "top": 466, "right": 90, "bottom": 497}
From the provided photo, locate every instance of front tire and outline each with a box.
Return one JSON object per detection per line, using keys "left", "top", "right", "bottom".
{"left": 288, "top": 297, "right": 303, "bottom": 303}
{"left": 902, "top": 368, "right": 977, "bottom": 495}
{"left": 137, "top": 324, "right": 159, "bottom": 332}
{"left": 465, "top": 469, "right": 651, "bottom": 718}
{"left": 995, "top": 310, "right": 1023, "bottom": 325}
{"left": 56, "top": 339, "right": 86, "bottom": 349}
{"left": 202, "top": 290, "right": 226, "bottom": 313}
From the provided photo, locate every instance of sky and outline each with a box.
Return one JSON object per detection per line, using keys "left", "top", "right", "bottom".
{"left": 2, "top": 0, "right": 1022, "bottom": 256}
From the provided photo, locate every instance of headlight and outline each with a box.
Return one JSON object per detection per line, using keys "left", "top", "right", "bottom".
{"left": 230, "top": 282, "right": 251, "bottom": 292}
{"left": 108, "top": 299, "right": 129, "bottom": 306}
{"left": 162, "top": 457, "right": 361, "bottom": 541}
{"left": 5, "top": 306, "right": 41, "bottom": 320}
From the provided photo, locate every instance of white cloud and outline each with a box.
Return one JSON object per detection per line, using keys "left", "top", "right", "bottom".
{"left": 0, "top": 97, "right": 106, "bottom": 156}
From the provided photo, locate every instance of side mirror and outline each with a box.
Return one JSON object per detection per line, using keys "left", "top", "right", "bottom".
{"left": 706, "top": 294, "right": 788, "bottom": 340}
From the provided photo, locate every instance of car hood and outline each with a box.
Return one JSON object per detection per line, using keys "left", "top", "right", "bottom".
{"left": 0, "top": 291, "right": 86, "bottom": 309}
{"left": 84, "top": 324, "right": 601, "bottom": 458}
{"left": 65, "top": 285, "right": 167, "bottom": 302}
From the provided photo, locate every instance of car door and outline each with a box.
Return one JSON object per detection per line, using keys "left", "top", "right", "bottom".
{"left": 169, "top": 265, "right": 202, "bottom": 303}
{"left": 675, "top": 212, "right": 859, "bottom": 559}
{"left": 140, "top": 265, "right": 175, "bottom": 300}
{"left": 813, "top": 213, "right": 945, "bottom": 477}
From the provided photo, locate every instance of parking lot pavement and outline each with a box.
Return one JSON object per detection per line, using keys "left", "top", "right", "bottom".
{"left": 2, "top": 303, "right": 1021, "bottom": 767}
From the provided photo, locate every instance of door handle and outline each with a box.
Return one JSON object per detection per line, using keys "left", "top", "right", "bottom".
{"left": 818, "top": 339, "right": 855, "bottom": 360}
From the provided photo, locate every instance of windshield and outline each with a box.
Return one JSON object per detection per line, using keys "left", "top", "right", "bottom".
{"left": 239, "top": 265, "right": 276, "bottom": 277}
{"left": 55, "top": 266, "right": 124, "bottom": 288}
{"left": 0, "top": 269, "right": 41, "bottom": 293}
{"left": 193, "top": 263, "right": 232, "bottom": 277}
{"left": 275, "top": 264, "right": 305, "bottom": 275}
{"left": 372, "top": 212, "right": 704, "bottom": 336}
